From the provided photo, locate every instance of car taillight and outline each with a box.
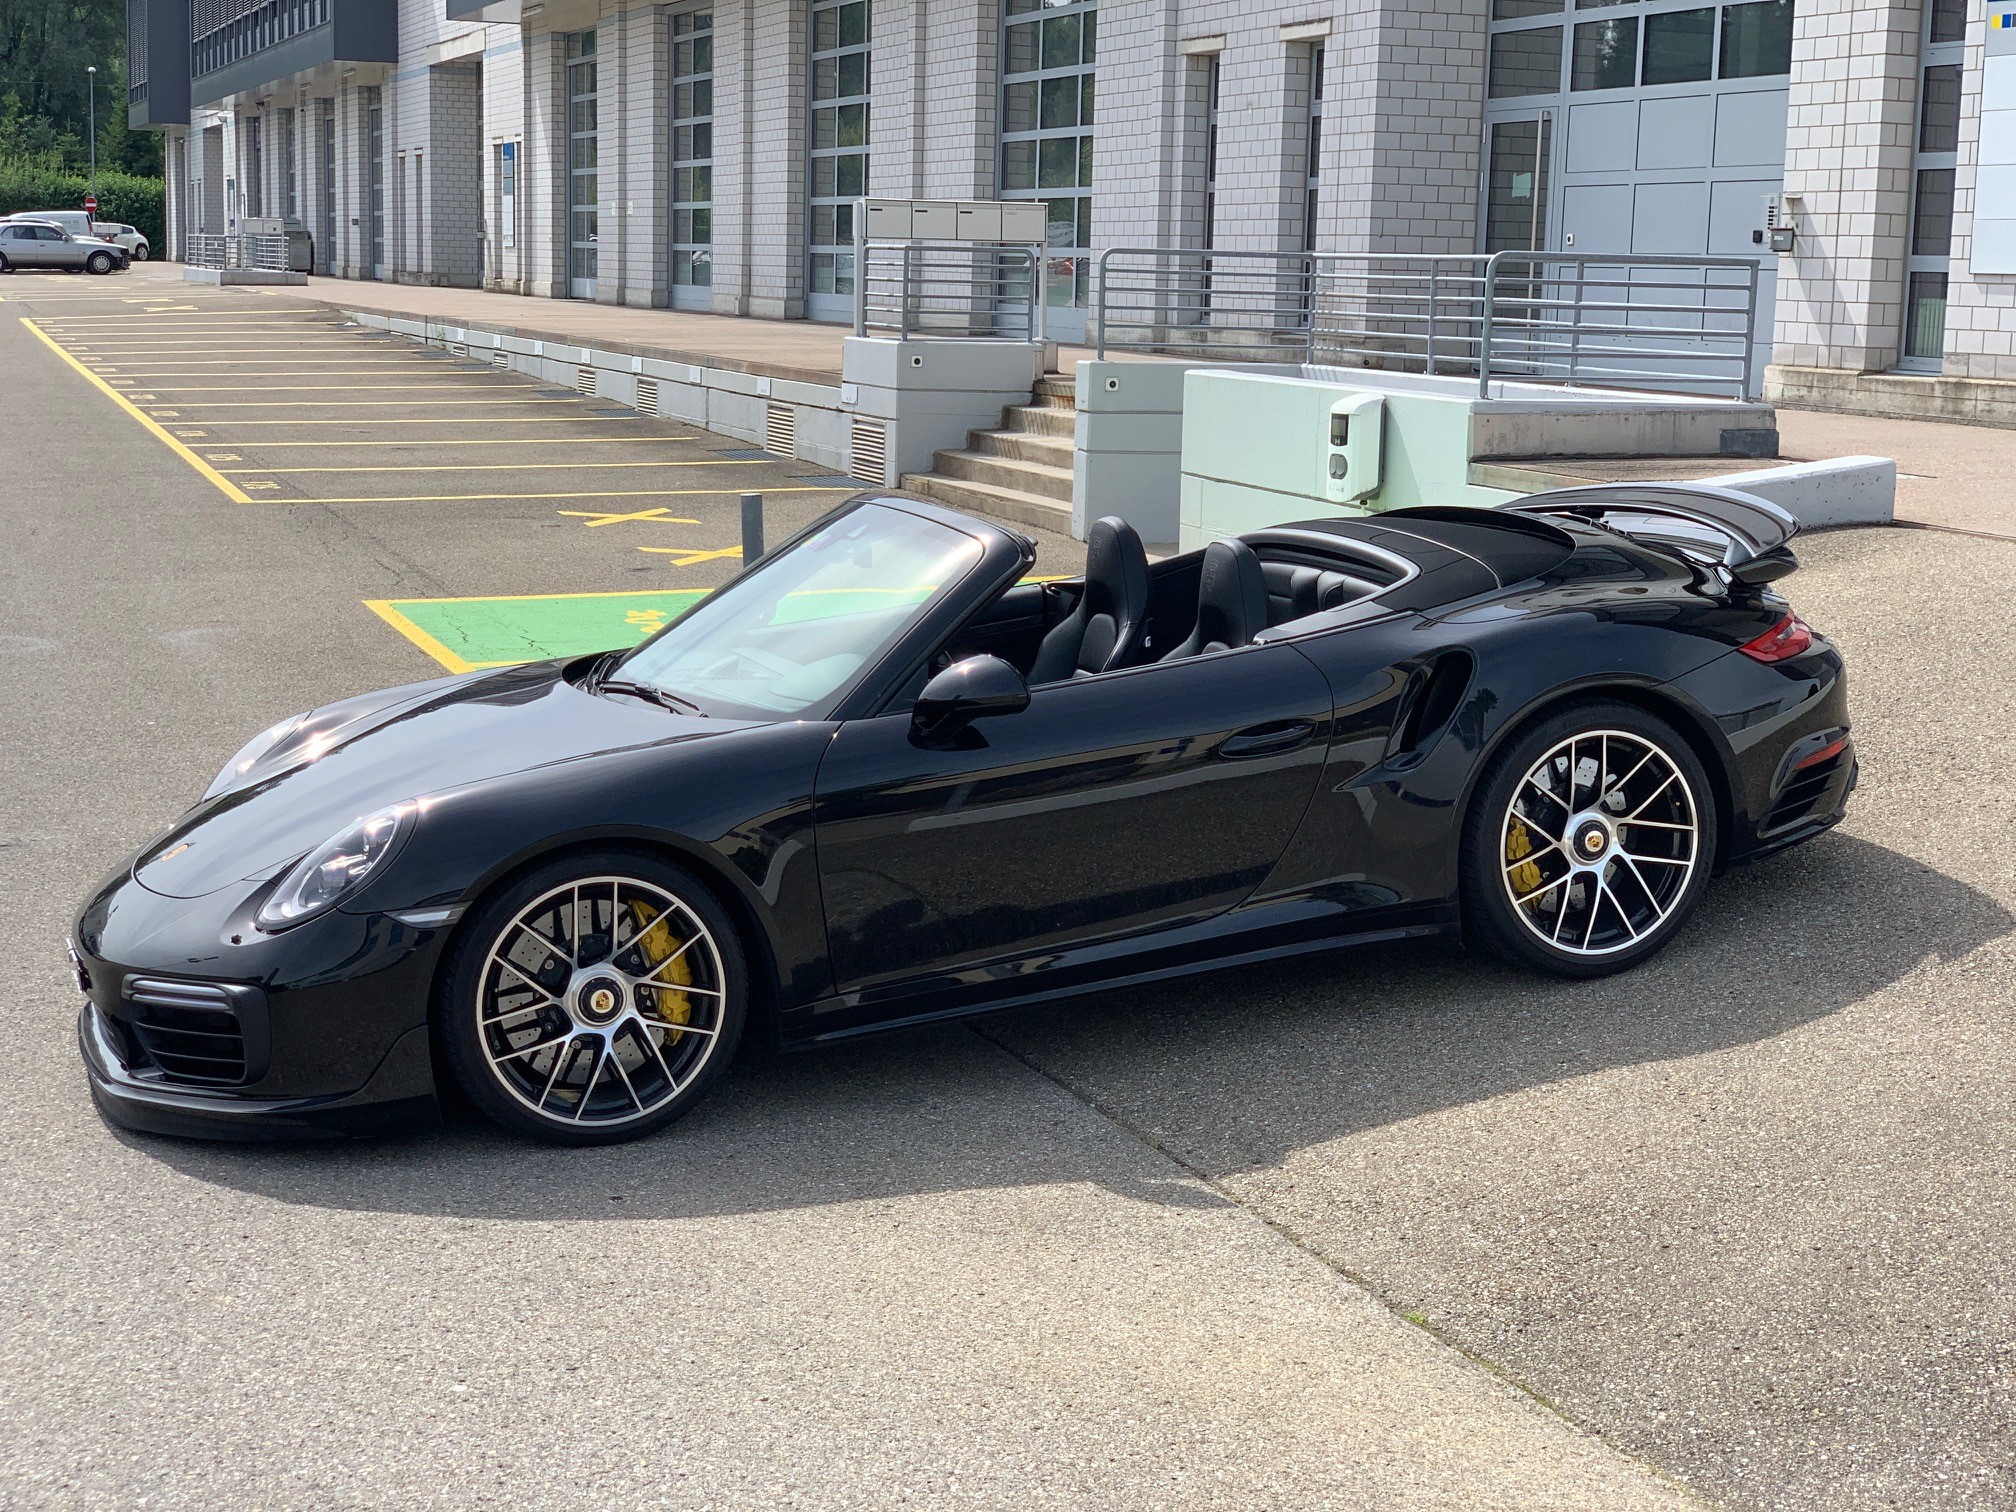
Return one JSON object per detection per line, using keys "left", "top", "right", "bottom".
{"left": 1739, "top": 613, "right": 1814, "bottom": 663}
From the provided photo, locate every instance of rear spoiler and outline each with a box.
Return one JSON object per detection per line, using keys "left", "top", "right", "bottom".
{"left": 1502, "top": 483, "right": 1799, "bottom": 575}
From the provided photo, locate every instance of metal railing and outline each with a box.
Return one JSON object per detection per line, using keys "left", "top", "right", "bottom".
{"left": 1093, "top": 247, "right": 1763, "bottom": 400}
{"left": 851, "top": 241, "right": 1046, "bottom": 341}
{"left": 186, "top": 230, "right": 291, "bottom": 272}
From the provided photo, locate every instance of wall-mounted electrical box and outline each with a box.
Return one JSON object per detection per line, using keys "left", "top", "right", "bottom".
{"left": 1324, "top": 393, "right": 1386, "bottom": 504}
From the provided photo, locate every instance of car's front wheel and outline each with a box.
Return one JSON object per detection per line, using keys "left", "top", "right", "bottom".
{"left": 437, "top": 852, "right": 748, "bottom": 1145}
{"left": 0, "top": 253, "right": 10, "bottom": 274}
{"left": 86, "top": 251, "right": 113, "bottom": 275}
{"left": 1461, "top": 700, "right": 1717, "bottom": 978}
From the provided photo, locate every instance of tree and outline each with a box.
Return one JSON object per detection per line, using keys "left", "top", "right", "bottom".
{"left": 0, "top": 0, "right": 161, "bottom": 176}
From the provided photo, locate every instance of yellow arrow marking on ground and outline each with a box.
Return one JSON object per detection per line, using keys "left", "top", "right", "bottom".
{"left": 18, "top": 318, "right": 250, "bottom": 504}
{"left": 558, "top": 507, "right": 705, "bottom": 528}
{"left": 636, "top": 546, "right": 745, "bottom": 567}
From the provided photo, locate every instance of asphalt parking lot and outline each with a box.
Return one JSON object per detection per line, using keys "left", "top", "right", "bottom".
{"left": 4, "top": 274, "right": 2015, "bottom": 1509}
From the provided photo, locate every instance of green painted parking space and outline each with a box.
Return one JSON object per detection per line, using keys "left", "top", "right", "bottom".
{"left": 366, "top": 589, "right": 710, "bottom": 673}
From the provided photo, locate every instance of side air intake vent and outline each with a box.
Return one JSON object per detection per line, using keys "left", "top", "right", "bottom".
{"left": 635, "top": 376, "right": 661, "bottom": 417}
{"left": 575, "top": 366, "right": 598, "bottom": 396}
{"left": 125, "top": 977, "right": 248, "bottom": 1085}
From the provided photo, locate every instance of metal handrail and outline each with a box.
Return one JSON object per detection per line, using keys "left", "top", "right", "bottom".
{"left": 851, "top": 239, "right": 1046, "bottom": 342}
{"left": 186, "top": 230, "right": 290, "bottom": 272}
{"left": 1092, "top": 246, "right": 1764, "bottom": 400}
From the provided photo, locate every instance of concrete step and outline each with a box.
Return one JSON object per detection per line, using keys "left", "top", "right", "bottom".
{"left": 965, "top": 427, "right": 1074, "bottom": 467}
{"left": 930, "top": 448, "right": 1075, "bottom": 503}
{"left": 1000, "top": 403, "right": 1075, "bottom": 439}
{"left": 899, "top": 472, "right": 1074, "bottom": 534}
{"left": 1036, "top": 374, "right": 1077, "bottom": 410}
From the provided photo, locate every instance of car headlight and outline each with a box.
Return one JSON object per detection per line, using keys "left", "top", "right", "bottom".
{"left": 204, "top": 713, "right": 308, "bottom": 800}
{"left": 256, "top": 803, "right": 416, "bottom": 931}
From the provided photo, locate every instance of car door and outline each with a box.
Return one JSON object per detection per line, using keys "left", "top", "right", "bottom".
{"left": 810, "top": 641, "right": 1334, "bottom": 1009}
{"left": 2, "top": 226, "right": 47, "bottom": 268}
{"left": 51, "top": 229, "right": 87, "bottom": 269}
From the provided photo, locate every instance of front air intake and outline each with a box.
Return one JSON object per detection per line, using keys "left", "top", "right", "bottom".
{"left": 125, "top": 977, "right": 248, "bottom": 1085}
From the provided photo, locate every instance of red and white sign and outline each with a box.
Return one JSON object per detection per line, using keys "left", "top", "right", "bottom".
{"left": 83, "top": 195, "right": 97, "bottom": 214}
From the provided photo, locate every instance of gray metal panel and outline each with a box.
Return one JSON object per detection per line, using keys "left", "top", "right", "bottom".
{"left": 1565, "top": 99, "right": 1636, "bottom": 173}
{"left": 1712, "top": 88, "right": 1789, "bottom": 168}
{"left": 1637, "top": 93, "right": 1713, "bottom": 170}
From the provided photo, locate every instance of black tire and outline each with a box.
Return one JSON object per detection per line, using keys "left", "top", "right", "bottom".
{"left": 436, "top": 849, "right": 748, "bottom": 1145}
{"left": 86, "top": 252, "right": 113, "bottom": 275}
{"left": 1460, "top": 699, "right": 1718, "bottom": 979}
{"left": 132, "top": 243, "right": 149, "bottom": 261}
{"left": 0, "top": 253, "right": 10, "bottom": 274}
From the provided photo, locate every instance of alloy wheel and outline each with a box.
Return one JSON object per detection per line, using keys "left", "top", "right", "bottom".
{"left": 1499, "top": 729, "right": 1701, "bottom": 958}
{"left": 475, "top": 874, "right": 729, "bottom": 1127}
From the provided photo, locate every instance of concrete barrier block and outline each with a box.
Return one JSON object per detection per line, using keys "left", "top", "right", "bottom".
{"left": 1716, "top": 456, "right": 1896, "bottom": 529}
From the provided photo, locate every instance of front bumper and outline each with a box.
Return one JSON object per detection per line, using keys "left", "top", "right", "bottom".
{"left": 80, "top": 1003, "right": 438, "bottom": 1140}
{"left": 72, "top": 867, "right": 453, "bottom": 1141}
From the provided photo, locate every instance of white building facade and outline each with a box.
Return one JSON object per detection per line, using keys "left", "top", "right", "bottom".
{"left": 138, "top": 0, "right": 2016, "bottom": 416}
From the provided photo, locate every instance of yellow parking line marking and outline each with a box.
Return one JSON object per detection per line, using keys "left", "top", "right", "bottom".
{"left": 559, "top": 507, "right": 706, "bottom": 527}
{"left": 146, "top": 398, "right": 578, "bottom": 408}
{"left": 222, "top": 459, "right": 756, "bottom": 474}
{"left": 18, "top": 317, "right": 251, "bottom": 504}
{"left": 121, "top": 383, "right": 542, "bottom": 393}
{"left": 198, "top": 435, "right": 695, "bottom": 448}
{"left": 364, "top": 600, "right": 477, "bottom": 674}
{"left": 85, "top": 367, "right": 497, "bottom": 376}
{"left": 180, "top": 416, "right": 651, "bottom": 426}
{"left": 254, "top": 486, "right": 852, "bottom": 505}
{"left": 636, "top": 546, "right": 745, "bottom": 566}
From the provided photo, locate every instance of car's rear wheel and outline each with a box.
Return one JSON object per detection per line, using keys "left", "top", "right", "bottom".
{"left": 437, "top": 852, "right": 747, "bottom": 1145}
{"left": 86, "top": 251, "right": 114, "bottom": 275}
{"left": 132, "top": 243, "right": 149, "bottom": 261}
{"left": 1461, "top": 701, "right": 1716, "bottom": 978}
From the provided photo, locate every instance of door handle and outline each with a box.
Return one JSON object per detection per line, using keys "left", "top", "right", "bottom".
{"left": 1220, "top": 719, "right": 1318, "bottom": 760}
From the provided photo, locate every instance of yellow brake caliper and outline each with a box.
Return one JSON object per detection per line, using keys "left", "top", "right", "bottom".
{"left": 629, "top": 900, "right": 694, "bottom": 1045}
{"left": 1506, "top": 818, "right": 1544, "bottom": 900}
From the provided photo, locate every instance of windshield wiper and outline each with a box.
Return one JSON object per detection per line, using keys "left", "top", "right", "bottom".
{"left": 596, "top": 678, "right": 706, "bottom": 716}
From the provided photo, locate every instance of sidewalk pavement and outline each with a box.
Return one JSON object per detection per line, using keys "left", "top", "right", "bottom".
{"left": 151, "top": 264, "right": 2015, "bottom": 538}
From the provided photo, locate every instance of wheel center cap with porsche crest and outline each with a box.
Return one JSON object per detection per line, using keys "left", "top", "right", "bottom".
{"left": 1573, "top": 818, "right": 1612, "bottom": 861}
{"left": 573, "top": 974, "right": 627, "bottom": 1026}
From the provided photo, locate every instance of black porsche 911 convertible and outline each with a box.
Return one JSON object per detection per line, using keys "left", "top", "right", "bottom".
{"left": 73, "top": 483, "right": 1854, "bottom": 1145}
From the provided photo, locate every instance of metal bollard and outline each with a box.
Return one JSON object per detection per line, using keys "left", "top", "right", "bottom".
{"left": 740, "top": 492, "right": 764, "bottom": 572}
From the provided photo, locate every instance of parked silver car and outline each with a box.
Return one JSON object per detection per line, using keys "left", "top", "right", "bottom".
{"left": 0, "top": 219, "right": 127, "bottom": 275}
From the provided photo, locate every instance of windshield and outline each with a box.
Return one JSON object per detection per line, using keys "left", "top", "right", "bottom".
{"left": 610, "top": 502, "right": 984, "bottom": 719}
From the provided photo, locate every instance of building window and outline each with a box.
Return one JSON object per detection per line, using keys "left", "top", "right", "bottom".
{"left": 567, "top": 29, "right": 600, "bottom": 299}
{"left": 244, "top": 117, "right": 263, "bottom": 216}
{"left": 1901, "top": 7, "right": 1961, "bottom": 369}
{"left": 1001, "top": 0, "right": 1095, "bottom": 310}
{"left": 1303, "top": 45, "right": 1325, "bottom": 253}
{"left": 808, "top": 0, "right": 869, "bottom": 314}
{"left": 281, "top": 108, "right": 297, "bottom": 218}
{"left": 670, "top": 10, "right": 714, "bottom": 301}
{"left": 1718, "top": 0, "right": 1792, "bottom": 79}
{"left": 1202, "top": 54, "right": 1220, "bottom": 249}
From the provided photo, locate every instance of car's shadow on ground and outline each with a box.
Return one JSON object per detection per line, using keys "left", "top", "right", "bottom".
{"left": 134, "top": 832, "right": 2010, "bottom": 1219}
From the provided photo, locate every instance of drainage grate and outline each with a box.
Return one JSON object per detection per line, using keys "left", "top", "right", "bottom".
{"left": 636, "top": 376, "right": 661, "bottom": 417}
{"left": 764, "top": 404, "right": 797, "bottom": 458}
{"left": 796, "top": 475, "right": 860, "bottom": 488}
{"left": 575, "top": 366, "right": 599, "bottom": 396}
{"left": 850, "top": 417, "right": 889, "bottom": 484}
{"left": 711, "top": 448, "right": 771, "bottom": 460}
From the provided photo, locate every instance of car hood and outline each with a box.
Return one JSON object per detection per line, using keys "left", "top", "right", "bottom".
{"left": 134, "top": 660, "right": 747, "bottom": 898}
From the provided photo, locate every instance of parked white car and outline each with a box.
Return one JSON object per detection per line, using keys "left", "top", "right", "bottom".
{"left": 92, "top": 223, "right": 151, "bottom": 260}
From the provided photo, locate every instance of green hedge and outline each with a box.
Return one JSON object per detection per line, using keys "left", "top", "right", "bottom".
{"left": 0, "top": 165, "right": 164, "bottom": 249}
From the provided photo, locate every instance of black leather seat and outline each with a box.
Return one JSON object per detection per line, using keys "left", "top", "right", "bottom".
{"left": 1029, "top": 515, "right": 1149, "bottom": 683}
{"left": 1162, "top": 538, "right": 1268, "bottom": 661}
{"left": 1260, "top": 560, "right": 1385, "bottom": 626}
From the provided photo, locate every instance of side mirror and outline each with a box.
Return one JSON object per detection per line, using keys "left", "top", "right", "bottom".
{"left": 912, "top": 655, "right": 1029, "bottom": 744}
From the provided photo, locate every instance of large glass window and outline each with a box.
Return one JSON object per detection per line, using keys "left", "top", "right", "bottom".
{"left": 1002, "top": 0, "right": 1095, "bottom": 310}
{"left": 1719, "top": 0, "right": 1792, "bottom": 79}
{"left": 1902, "top": 9, "right": 1960, "bottom": 369}
{"left": 244, "top": 117, "right": 263, "bottom": 216}
{"left": 1489, "top": 27, "right": 1563, "bottom": 97}
{"left": 567, "top": 31, "right": 599, "bottom": 299}
{"left": 1642, "top": 8, "right": 1715, "bottom": 84}
{"left": 808, "top": 0, "right": 869, "bottom": 315}
{"left": 1572, "top": 16, "right": 1638, "bottom": 89}
{"left": 669, "top": 10, "right": 713, "bottom": 303}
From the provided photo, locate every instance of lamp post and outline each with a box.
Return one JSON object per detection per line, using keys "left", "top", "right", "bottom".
{"left": 86, "top": 66, "right": 97, "bottom": 206}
